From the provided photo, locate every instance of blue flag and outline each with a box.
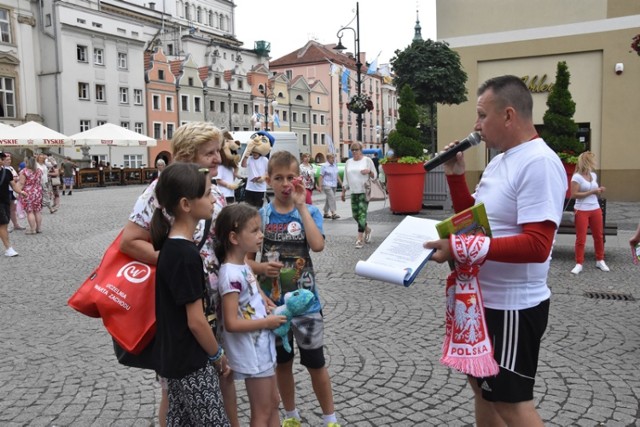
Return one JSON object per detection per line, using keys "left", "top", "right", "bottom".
{"left": 341, "top": 69, "right": 350, "bottom": 93}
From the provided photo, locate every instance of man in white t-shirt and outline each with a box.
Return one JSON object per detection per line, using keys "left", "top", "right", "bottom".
{"left": 241, "top": 145, "right": 268, "bottom": 209}
{"left": 427, "top": 75, "right": 566, "bottom": 426}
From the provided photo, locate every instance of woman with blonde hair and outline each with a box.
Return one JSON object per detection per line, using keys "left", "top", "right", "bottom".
{"left": 341, "top": 141, "right": 376, "bottom": 249}
{"left": 120, "top": 121, "right": 239, "bottom": 426}
{"left": 570, "top": 151, "right": 609, "bottom": 274}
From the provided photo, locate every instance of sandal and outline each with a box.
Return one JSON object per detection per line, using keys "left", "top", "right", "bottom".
{"left": 331, "top": 214, "right": 340, "bottom": 219}
{"left": 364, "top": 227, "right": 372, "bottom": 243}
{"left": 25, "top": 230, "right": 37, "bottom": 235}
{"left": 355, "top": 239, "right": 364, "bottom": 249}
{"left": 323, "top": 213, "right": 331, "bottom": 219}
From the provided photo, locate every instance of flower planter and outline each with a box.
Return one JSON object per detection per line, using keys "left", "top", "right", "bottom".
{"left": 562, "top": 161, "right": 575, "bottom": 199}
{"left": 382, "top": 162, "right": 426, "bottom": 214}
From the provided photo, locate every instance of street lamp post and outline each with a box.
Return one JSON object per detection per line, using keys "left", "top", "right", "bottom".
{"left": 260, "top": 82, "right": 277, "bottom": 131}
{"left": 334, "top": 2, "right": 362, "bottom": 142}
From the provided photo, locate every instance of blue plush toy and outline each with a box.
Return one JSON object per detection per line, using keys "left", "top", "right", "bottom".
{"left": 272, "top": 289, "right": 316, "bottom": 352}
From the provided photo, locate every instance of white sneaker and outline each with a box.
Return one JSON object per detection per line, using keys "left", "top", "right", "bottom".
{"left": 595, "top": 260, "right": 610, "bottom": 272}
{"left": 4, "top": 247, "right": 18, "bottom": 257}
{"left": 570, "top": 264, "right": 582, "bottom": 275}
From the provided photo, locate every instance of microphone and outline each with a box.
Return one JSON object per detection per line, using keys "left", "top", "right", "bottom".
{"left": 423, "top": 132, "right": 482, "bottom": 172}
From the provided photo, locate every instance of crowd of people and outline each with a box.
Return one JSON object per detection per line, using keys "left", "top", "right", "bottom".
{"left": 0, "top": 151, "right": 65, "bottom": 257}
{"left": 3, "top": 75, "right": 638, "bottom": 425}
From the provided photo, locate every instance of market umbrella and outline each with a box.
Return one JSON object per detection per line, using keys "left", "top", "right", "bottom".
{"left": 0, "top": 121, "right": 73, "bottom": 147}
{"left": 70, "top": 123, "right": 156, "bottom": 147}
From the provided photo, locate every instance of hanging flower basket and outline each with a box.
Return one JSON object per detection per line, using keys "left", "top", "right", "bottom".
{"left": 347, "top": 94, "right": 374, "bottom": 114}
{"left": 631, "top": 34, "right": 640, "bottom": 56}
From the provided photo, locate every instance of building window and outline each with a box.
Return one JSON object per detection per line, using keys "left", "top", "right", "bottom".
{"left": 194, "top": 97, "right": 202, "bottom": 112}
{"left": 282, "top": 111, "right": 287, "bottom": 122}
{"left": 80, "top": 120, "right": 91, "bottom": 131}
{"left": 77, "top": 45, "right": 88, "bottom": 62}
{"left": 167, "top": 44, "right": 174, "bottom": 56}
{"left": 121, "top": 121, "right": 130, "bottom": 129}
{"left": 220, "top": 101, "right": 225, "bottom": 113}
{"left": 209, "top": 100, "right": 215, "bottom": 112}
{"left": 243, "top": 104, "right": 249, "bottom": 115}
{"left": 237, "top": 79, "right": 243, "bottom": 90}
{"left": 302, "top": 113, "right": 307, "bottom": 124}
{"left": 45, "top": 14, "right": 51, "bottom": 27}
{"left": 233, "top": 103, "right": 239, "bottom": 114}
{"left": 313, "top": 133, "right": 318, "bottom": 145}
{"left": 97, "top": 120, "right": 107, "bottom": 126}
{"left": 117, "top": 52, "right": 128, "bottom": 69}
{"left": 313, "top": 114, "right": 317, "bottom": 125}
{"left": 188, "top": 77, "right": 194, "bottom": 86}
{"left": 302, "top": 134, "right": 308, "bottom": 146}
{"left": 181, "top": 95, "right": 189, "bottom": 111}
{"left": 93, "top": 48, "right": 104, "bottom": 65}
{"left": 292, "top": 112, "right": 297, "bottom": 123}
{"left": 0, "top": 77, "right": 16, "bottom": 118}
{"left": 166, "top": 96, "right": 174, "bottom": 111}
{"left": 119, "top": 87, "right": 128, "bottom": 104}
{"left": 214, "top": 76, "right": 221, "bottom": 87}
{"left": 124, "top": 154, "right": 143, "bottom": 168}
{"left": 152, "top": 94, "right": 160, "bottom": 110}
{"left": 134, "top": 89, "right": 143, "bottom": 105}
{"left": 153, "top": 123, "right": 162, "bottom": 139}
{"left": 134, "top": 122, "right": 144, "bottom": 134}
{"left": 158, "top": 70, "right": 165, "bottom": 81}
{"left": 166, "top": 123, "right": 174, "bottom": 139}
{"left": 95, "top": 84, "right": 105, "bottom": 102}
{"left": 320, "top": 115, "right": 325, "bottom": 125}
{"left": 78, "top": 82, "right": 90, "bottom": 100}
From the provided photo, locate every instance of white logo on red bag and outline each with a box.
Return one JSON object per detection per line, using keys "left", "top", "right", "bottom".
{"left": 116, "top": 261, "right": 152, "bottom": 284}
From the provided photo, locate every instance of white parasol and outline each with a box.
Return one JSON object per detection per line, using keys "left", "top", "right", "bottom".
{"left": 0, "top": 121, "right": 73, "bottom": 147}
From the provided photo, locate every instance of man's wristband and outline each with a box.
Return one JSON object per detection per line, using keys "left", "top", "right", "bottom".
{"left": 208, "top": 347, "right": 224, "bottom": 363}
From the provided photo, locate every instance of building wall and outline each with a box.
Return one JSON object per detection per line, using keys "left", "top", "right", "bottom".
{"left": 436, "top": 0, "right": 640, "bottom": 201}
{"left": 146, "top": 48, "right": 177, "bottom": 163}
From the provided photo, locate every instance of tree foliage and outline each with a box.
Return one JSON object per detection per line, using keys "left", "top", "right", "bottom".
{"left": 391, "top": 39, "right": 468, "bottom": 107}
{"left": 542, "top": 61, "right": 583, "bottom": 155}
{"left": 387, "top": 85, "right": 424, "bottom": 159}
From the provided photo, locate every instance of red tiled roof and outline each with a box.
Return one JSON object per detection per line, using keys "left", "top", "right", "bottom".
{"left": 198, "top": 66, "right": 209, "bottom": 83}
{"left": 170, "top": 59, "right": 183, "bottom": 78}
{"left": 270, "top": 40, "right": 360, "bottom": 70}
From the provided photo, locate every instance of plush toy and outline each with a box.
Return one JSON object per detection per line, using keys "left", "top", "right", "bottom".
{"left": 272, "top": 289, "right": 316, "bottom": 352}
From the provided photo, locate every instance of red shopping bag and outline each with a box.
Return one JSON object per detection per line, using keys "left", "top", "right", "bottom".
{"left": 68, "top": 231, "right": 156, "bottom": 355}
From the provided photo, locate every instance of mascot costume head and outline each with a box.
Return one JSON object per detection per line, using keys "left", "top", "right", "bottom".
{"left": 245, "top": 131, "right": 273, "bottom": 158}
{"left": 221, "top": 131, "right": 241, "bottom": 169}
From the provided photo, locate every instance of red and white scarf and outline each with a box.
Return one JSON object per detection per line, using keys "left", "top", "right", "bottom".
{"left": 441, "top": 234, "right": 500, "bottom": 377}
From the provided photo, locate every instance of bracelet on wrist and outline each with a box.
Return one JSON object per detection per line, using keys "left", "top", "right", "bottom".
{"left": 208, "top": 347, "right": 224, "bottom": 363}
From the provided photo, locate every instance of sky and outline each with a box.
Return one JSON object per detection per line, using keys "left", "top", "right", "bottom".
{"left": 234, "top": 0, "right": 437, "bottom": 67}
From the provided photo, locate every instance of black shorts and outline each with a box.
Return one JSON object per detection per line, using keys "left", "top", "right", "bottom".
{"left": 276, "top": 312, "right": 326, "bottom": 369}
{"left": 0, "top": 203, "right": 10, "bottom": 225}
{"left": 244, "top": 190, "right": 265, "bottom": 209}
{"left": 475, "top": 299, "right": 550, "bottom": 403}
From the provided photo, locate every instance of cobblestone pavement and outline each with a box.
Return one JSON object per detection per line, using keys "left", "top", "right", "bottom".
{"left": 1, "top": 186, "right": 638, "bottom": 426}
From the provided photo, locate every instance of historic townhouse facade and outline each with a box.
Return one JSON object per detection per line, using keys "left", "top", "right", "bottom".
{"left": 0, "top": 0, "right": 39, "bottom": 127}
{"left": 145, "top": 48, "right": 177, "bottom": 165}
{"left": 3, "top": 0, "right": 395, "bottom": 168}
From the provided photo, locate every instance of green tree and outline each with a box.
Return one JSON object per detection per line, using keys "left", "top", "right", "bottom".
{"left": 386, "top": 85, "right": 423, "bottom": 160}
{"left": 391, "top": 39, "right": 468, "bottom": 153}
{"left": 542, "top": 61, "right": 583, "bottom": 157}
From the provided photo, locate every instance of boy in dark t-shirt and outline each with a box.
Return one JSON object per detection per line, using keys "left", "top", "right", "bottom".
{"left": 249, "top": 151, "right": 341, "bottom": 427}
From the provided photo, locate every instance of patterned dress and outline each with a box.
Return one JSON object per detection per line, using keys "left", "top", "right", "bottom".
{"left": 19, "top": 168, "right": 43, "bottom": 213}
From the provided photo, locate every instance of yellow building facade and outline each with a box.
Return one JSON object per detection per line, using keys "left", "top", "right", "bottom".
{"left": 436, "top": 0, "right": 640, "bottom": 201}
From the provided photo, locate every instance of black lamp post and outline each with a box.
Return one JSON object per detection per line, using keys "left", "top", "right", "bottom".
{"left": 334, "top": 2, "right": 362, "bottom": 142}
{"left": 260, "top": 82, "right": 277, "bottom": 131}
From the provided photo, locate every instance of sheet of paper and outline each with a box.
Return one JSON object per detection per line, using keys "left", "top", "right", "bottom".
{"left": 355, "top": 216, "right": 440, "bottom": 286}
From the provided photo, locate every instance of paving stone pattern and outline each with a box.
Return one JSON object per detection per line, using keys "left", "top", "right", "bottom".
{"left": 1, "top": 186, "right": 638, "bottom": 426}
